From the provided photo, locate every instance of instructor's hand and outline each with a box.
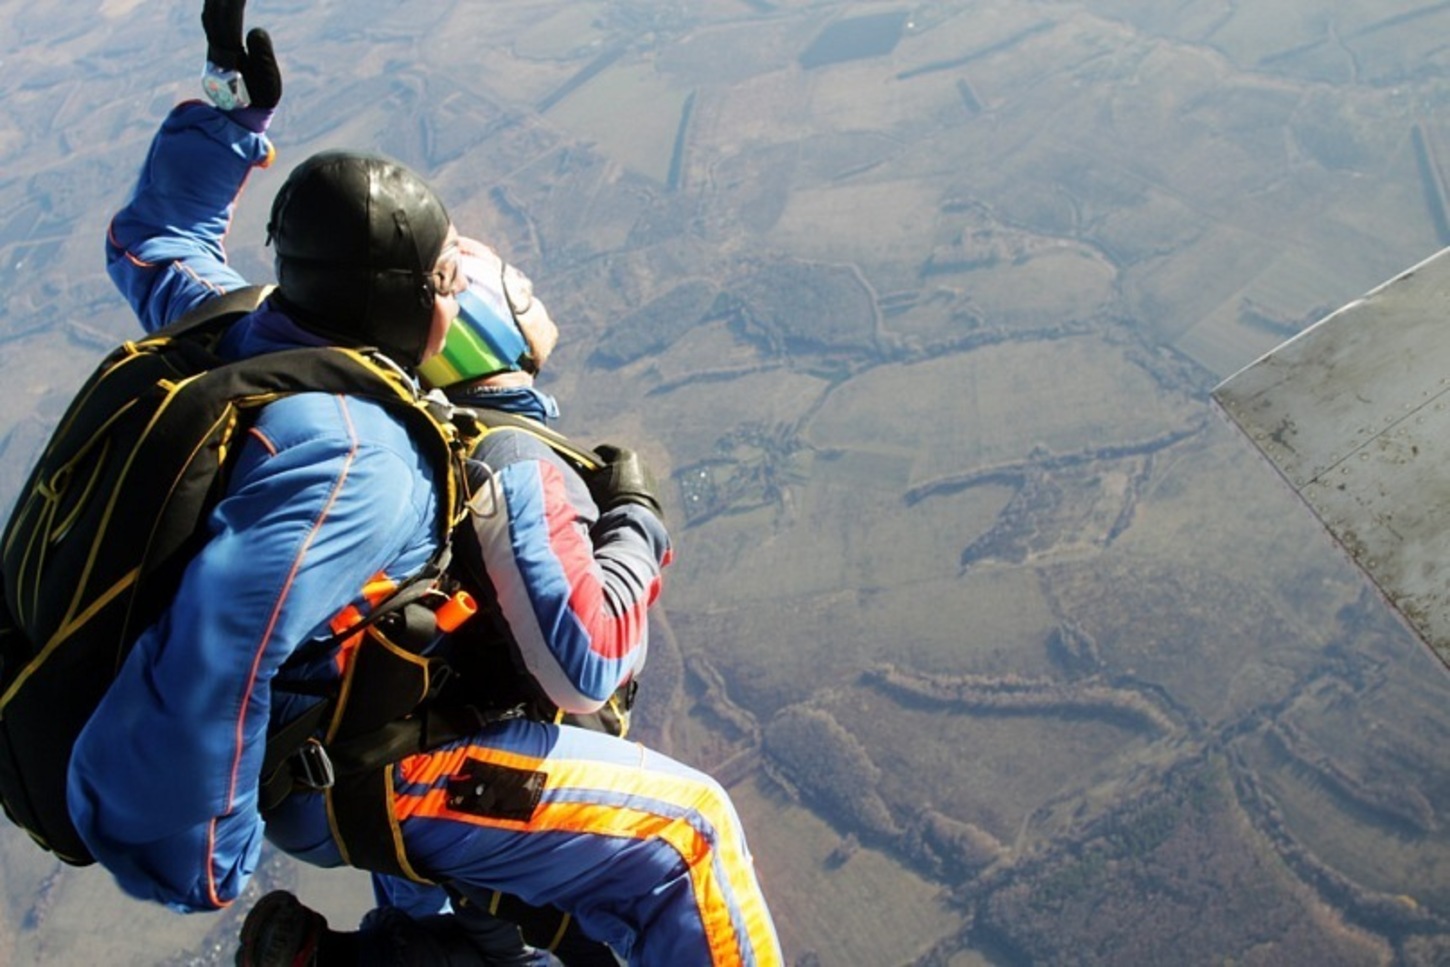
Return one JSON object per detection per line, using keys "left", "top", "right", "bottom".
{"left": 588, "top": 445, "right": 665, "bottom": 520}
{"left": 201, "top": 0, "right": 282, "bottom": 110}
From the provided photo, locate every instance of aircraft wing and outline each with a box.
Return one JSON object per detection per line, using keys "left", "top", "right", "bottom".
{"left": 1212, "top": 246, "right": 1450, "bottom": 668}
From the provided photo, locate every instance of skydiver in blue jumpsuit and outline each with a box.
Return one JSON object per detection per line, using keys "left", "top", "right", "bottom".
{"left": 68, "top": 1, "right": 783, "bottom": 964}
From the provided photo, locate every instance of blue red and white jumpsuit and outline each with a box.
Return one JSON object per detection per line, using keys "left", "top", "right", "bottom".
{"left": 67, "top": 99, "right": 782, "bottom": 966}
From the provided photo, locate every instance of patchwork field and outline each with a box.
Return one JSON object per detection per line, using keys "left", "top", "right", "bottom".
{"left": 5, "top": 0, "right": 1450, "bottom": 963}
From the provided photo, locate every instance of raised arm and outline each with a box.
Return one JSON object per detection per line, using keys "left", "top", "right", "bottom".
{"left": 104, "top": 0, "right": 281, "bottom": 332}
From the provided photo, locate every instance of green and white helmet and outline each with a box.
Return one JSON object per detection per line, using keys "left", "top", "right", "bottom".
{"left": 418, "top": 250, "right": 539, "bottom": 388}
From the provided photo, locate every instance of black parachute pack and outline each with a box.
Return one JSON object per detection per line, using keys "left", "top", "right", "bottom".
{"left": 0, "top": 286, "right": 472, "bottom": 868}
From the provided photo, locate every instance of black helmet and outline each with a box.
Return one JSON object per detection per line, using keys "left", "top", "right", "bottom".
{"left": 268, "top": 150, "right": 451, "bottom": 366}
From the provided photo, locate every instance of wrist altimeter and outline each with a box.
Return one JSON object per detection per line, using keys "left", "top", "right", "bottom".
{"left": 202, "top": 61, "right": 251, "bottom": 110}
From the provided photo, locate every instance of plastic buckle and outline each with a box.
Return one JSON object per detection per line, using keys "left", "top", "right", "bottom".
{"left": 293, "top": 738, "right": 336, "bottom": 791}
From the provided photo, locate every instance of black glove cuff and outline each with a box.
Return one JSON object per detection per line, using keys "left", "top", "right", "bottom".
{"left": 206, "top": 45, "right": 243, "bottom": 71}
{"left": 608, "top": 492, "right": 664, "bottom": 517}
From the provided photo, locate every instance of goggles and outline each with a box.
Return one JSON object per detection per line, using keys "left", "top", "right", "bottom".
{"left": 428, "top": 242, "right": 466, "bottom": 298}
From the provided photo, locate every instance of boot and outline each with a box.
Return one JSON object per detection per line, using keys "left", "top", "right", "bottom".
{"left": 236, "top": 890, "right": 328, "bottom": 967}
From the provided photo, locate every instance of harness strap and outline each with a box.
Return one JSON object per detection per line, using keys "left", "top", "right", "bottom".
{"left": 328, "top": 702, "right": 524, "bottom": 775}
{"left": 258, "top": 539, "right": 456, "bottom": 813}
{"left": 453, "top": 406, "right": 601, "bottom": 473}
{"left": 257, "top": 699, "right": 332, "bottom": 813}
{"left": 286, "top": 556, "right": 447, "bottom": 667}
{"left": 165, "top": 285, "right": 275, "bottom": 336}
{"left": 323, "top": 704, "right": 529, "bottom": 882}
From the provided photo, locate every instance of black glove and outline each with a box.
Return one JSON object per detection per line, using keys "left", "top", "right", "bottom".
{"left": 588, "top": 445, "right": 664, "bottom": 518}
{"left": 201, "top": 0, "right": 282, "bottom": 110}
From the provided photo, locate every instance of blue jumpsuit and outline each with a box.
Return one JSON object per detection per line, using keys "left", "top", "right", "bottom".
{"left": 68, "top": 101, "right": 782, "bottom": 966}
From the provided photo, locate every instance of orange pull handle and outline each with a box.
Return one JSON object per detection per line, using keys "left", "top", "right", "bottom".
{"left": 435, "top": 590, "right": 478, "bottom": 633}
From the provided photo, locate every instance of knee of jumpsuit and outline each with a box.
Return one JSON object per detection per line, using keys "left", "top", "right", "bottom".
{"left": 390, "top": 719, "right": 783, "bottom": 967}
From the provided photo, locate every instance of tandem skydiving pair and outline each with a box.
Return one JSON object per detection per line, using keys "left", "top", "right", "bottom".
{"left": 13, "top": 0, "right": 785, "bottom": 964}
